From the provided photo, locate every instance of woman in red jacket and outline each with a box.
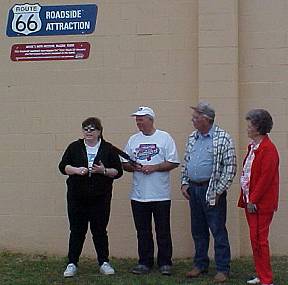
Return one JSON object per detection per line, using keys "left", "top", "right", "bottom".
{"left": 238, "top": 109, "right": 279, "bottom": 285}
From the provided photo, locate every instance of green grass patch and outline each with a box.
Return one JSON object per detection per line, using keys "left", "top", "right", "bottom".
{"left": 0, "top": 250, "right": 287, "bottom": 284}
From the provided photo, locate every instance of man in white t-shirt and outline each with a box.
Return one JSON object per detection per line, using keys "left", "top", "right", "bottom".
{"left": 123, "top": 106, "right": 179, "bottom": 276}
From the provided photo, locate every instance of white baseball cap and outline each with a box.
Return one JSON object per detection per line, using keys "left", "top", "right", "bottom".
{"left": 131, "top": 106, "right": 155, "bottom": 118}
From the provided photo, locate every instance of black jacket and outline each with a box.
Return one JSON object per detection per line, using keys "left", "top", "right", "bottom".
{"left": 59, "top": 139, "right": 123, "bottom": 199}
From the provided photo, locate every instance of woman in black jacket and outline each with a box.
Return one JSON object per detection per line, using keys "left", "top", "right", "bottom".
{"left": 59, "top": 117, "right": 123, "bottom": 277}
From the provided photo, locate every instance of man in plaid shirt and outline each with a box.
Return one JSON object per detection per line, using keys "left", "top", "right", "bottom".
{"left": 181, "top": 102, "right": 237, "bottom": 283}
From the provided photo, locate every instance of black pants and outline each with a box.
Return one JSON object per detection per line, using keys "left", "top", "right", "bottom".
{"left": 131, "top": 200, "right": 172, "bottom": 268}
{"left": 67, "top": 193, "right": 112, "bottom": 266}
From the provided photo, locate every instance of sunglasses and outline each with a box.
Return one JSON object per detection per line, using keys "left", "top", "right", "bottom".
{"left": 83, "top": 126, "right": 97, "bottom": 132}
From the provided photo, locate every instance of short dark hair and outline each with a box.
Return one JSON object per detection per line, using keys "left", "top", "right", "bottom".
{"left": 82, "top": 117, "right": 103, "bottom": 137}
{"left": 245, "top": 109, "right": 273, "bottom": 135}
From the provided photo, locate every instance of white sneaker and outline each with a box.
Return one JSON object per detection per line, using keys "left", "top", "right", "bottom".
{"left": 247, "top": 276, "right": 260, "bottom": 284}
{"left": 100, "top": 262, "right": 115, "bottom": 275}
{"left": 63, "top": 263, "right": 77, "bottom": 278}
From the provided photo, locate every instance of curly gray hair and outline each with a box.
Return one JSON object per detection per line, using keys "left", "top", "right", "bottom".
{"left": 245, "top": 109, "right": 273, "bottom": 135}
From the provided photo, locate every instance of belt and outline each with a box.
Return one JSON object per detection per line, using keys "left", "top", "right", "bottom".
{"left": 190, "top": 180, "right": 210, "bottom": 187}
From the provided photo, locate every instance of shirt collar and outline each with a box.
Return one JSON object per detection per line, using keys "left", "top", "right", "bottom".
{"left": 249, "top": 136, "right": 264, "bottom": 150}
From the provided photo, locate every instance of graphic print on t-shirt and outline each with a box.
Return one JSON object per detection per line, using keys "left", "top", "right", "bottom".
{"left": 135, "top": 144, "right": 159, "bottom": 161}
{"left": 87, "top": 153, "right": 96, "bottom": 168}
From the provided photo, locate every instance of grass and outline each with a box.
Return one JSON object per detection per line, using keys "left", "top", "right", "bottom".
{"left": 0, "top": 251, "right": 287, "bottom": 285}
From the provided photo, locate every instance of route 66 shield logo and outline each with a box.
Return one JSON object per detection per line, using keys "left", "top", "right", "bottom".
{"left": 11, "top": 3, "right": 42, "bottom": 35}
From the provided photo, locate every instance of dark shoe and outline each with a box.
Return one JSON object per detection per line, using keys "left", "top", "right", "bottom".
{"left": 159, "top": 265, "right": 172, "bottom": 275}
{"left": 131, "top": 264, "right": 150, "bottom": 275}
{"left": 214, "top": 272, "right": 229, "bottom": 283}
{"left": 186, "top": 267, "right": 208, "bottom": 278}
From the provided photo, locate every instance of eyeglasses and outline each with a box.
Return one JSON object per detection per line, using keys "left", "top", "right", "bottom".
{"left": 83, "top": 126, "right": 97, "bottom": 132}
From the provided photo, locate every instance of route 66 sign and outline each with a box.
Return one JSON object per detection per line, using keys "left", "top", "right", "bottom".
{"left": 6, "top": 3, "right": 97, "bottom": 37}
{"left": 11, "top": 3, "right": 42, "bottom": 35}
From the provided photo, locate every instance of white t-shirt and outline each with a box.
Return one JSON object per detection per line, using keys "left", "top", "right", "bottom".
{"left": 124, "top": 129, "right": 179, "bottom": 202}
{"left": 85, "top": 139, "right": 101, "bottom": 169}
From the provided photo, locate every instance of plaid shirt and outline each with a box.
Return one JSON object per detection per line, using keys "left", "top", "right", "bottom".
{"left": 181, "top": 125, "right": 237, "bottom": 206}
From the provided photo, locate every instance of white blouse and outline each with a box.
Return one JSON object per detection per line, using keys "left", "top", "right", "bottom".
{"left": 240, "top": 141, "right": 261, "bottom": 203}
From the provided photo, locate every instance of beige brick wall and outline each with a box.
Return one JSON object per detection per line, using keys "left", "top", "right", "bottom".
{"left": 198, "top": 0, "right": 240, "bottom": 257}
{"left": 0, "top": 0, "right": 287, "bottom": 260}
{"left": 0, "top": 0, "right": 197, "bottom": 258}
{"left": 239, "top": 0, "right": 288, "bottom": 256}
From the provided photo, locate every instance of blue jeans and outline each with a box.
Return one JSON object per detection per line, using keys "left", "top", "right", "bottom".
{"left": 188, "top": 183, "right": 231, "bottom": 273}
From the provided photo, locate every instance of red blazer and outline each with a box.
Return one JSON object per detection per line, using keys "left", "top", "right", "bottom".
{"left": 238, "top": 135, "right": 279, "bottom": 213}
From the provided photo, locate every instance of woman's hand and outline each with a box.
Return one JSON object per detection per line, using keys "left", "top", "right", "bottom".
{"left": 77, "top": 167, "right": 89, "bottom": 175}
{"left": 91, "top": 161, "right": 106, "bottom": 174}
{"left": 89, "top": 161, "right": 118, "bottom": 178}
{"left": 247, "top": 202, "right": 257, "bottom": 213}
{"left": 65, "top": 165, "right": 88, "bottom": 176}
